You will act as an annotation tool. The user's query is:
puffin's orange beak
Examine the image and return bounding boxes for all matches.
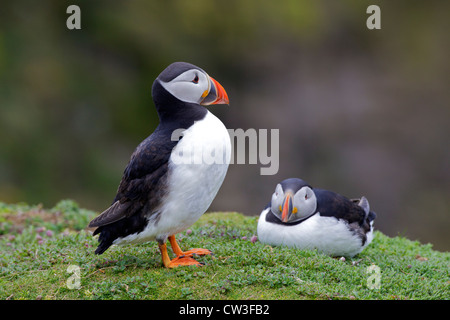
[281,194,293,223]
[200,76,229,105]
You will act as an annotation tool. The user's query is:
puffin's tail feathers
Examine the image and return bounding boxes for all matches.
[357,196,376,223]
[91,225,115,254]
[94,234,112,255]
[88,201,130,255]
[358,196,370,216]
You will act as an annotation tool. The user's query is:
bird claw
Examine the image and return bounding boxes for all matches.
[182,248,213,257]
[167,256,204,268]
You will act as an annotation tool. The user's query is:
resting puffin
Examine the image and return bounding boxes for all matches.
[257,178,376,257]
[88,62,231,268]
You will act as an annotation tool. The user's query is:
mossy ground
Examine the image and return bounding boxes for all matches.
[0,200,448,300]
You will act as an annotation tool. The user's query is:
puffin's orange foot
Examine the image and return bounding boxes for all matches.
[168,235,213,257]
[167,256,204,268]
[182,248,212,257]
[159,242,206,268]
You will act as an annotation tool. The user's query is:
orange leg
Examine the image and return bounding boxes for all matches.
[168,235,212,257]
[158,242,173,268]
[158,242,202,268]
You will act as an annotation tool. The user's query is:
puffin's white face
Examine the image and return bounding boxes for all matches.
[160,69,228,105]
[271,184,317,223]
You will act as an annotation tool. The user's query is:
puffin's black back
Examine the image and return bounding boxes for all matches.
[314,189,376,244]
[314,189,365,223]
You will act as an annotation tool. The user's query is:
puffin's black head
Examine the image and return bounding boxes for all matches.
[152,62,229,110]
[271,178,317,223]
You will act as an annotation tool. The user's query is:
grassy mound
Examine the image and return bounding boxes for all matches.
[0,200,448,300]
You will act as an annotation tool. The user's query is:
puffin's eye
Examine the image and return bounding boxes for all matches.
[305,194,308,200]
[193,75,199,84]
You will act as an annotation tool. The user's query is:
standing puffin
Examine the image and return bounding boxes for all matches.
[257,178,376,257]
[88,62,231,268]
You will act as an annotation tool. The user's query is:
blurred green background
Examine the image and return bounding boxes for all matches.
[0,1,449,250]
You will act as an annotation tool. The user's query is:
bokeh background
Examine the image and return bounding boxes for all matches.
[0,1,449,251]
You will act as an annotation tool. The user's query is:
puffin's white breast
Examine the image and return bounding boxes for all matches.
[257,208,374,257]
[114,111,231,245]
[158,111,231,235]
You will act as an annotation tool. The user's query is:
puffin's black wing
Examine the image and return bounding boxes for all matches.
[89,125,178,230]
[87,200,132,229]
[88,125,180,254]
[314,189,368,225]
